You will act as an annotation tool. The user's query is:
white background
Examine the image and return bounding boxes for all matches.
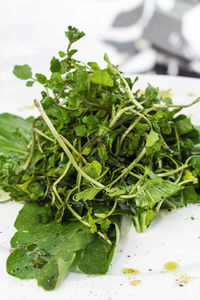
[0,0,141,114]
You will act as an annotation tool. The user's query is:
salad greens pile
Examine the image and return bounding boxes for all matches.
[1,26,200,290]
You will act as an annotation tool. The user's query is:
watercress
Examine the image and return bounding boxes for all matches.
[1,26,200,290]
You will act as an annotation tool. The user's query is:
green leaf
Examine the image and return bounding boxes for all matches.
[81,147,91,156]
[78,224,119,274]
[73,70,88,92]
[0,113,33,157]
[74,125,87,137]
[100,218,111,231]
[135,179,181,209]
[155,110,164,119]
[107,187,126,197]
[35,73,47,84]
[67,95,82,106]
[83,160,102,178]
[7,203,94,290]
[135,122,150,134]
[65,26,85,45]
[13,65,32,80]
[175,117,194,135]
[16,176,33,193]
[162,122,172,135]
[26,80,34,87]
[67,49,78,58]
[75,187,101,201]
[50,57,61,73]
[47,73,63,90]
[146,130,159,147]
[88,214,97,233]
[58,51,66,58]
[182,170,198,184]
[97,144,108,163]
[145,84,159,102]
[88,62,100,70]
[145,209,154,227]
[82,115,98,126]
[78,236,110,274]
[90,70,114,87]
[183,186,198,203]
[189,156,200,176]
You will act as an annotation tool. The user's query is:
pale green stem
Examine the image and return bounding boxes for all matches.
[174,169,184,184]
[128,171,142,180]
[33,128,54,142]
[120,181,149,199]
[155,200,164,212]
[96,168,109,181]
[66,202,90,227]
[51,191,56,206]
[42,178,51,200]
[158,159,162,169]
[116,70,143,110]
[128,174,145,195]
[108,147,146,188]
[111,104,116,119]
[54,161,71,187]
[163,199,177,210]
[77,138,82,192]
[110,106,151,131]
[109,105,135,128]
[0,199,11,204]
[65,187,78,202]
[23,128,35,171]
[156,164,188,178]
[174,125,181,159]
[119,116,142,148]
[35,134,43,153]
[178,179,197,186]
[103,102,156,143]
[105,54,143,109]
[60,135,87,165]
[185,155,199,165]
[118,106,158,151]
[119,110,151,148]
[110,167,124,182]
[162,154,179,169]
[106,198,118,218]
[65,202,112,244]
[52,185,64,205]
[45,87,50,97]
[96,232,112,245]
[155,97,200,109]
[133,216,141,233]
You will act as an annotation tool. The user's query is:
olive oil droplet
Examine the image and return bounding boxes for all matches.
[122,268,139,274]
[164,262,179,271]
[130,280,141,286]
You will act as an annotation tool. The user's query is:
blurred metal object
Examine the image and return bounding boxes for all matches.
[104,0,200,77]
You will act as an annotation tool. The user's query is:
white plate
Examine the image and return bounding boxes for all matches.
[1,75,200,300]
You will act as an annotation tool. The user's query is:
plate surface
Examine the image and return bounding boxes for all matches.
[1,75,200,300]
